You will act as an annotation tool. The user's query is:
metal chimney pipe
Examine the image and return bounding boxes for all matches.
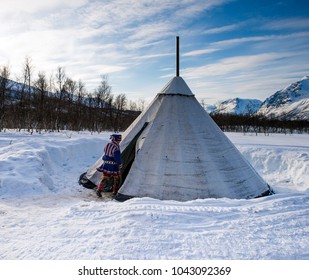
[176,36,179,77]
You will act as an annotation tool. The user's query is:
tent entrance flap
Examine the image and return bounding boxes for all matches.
[120,122,149,186]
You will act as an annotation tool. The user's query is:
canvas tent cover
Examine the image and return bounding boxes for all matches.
[80,76,273,201]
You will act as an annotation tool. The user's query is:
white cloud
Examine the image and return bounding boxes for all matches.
[183,53,284,79]
[135,53,174,60]
[210,35,271,49]
[0,0,87,14]
[204,23,244,34]
[183,48,219,56]
[261,17,309,31]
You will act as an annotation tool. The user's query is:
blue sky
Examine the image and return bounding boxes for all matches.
[1,0,309,105]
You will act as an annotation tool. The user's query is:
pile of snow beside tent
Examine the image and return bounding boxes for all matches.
[0,131,308,259]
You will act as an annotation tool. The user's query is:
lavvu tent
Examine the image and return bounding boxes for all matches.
[79,75,273,201]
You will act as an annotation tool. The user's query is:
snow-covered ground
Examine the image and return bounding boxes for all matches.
[0,131,308,260]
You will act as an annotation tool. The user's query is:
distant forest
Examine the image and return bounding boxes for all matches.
[211,113,309,134]
[1,60,308,134]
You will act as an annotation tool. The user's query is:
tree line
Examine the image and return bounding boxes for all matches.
[1,58,308,134]
[0,59,145,133]
[211,113,309,134]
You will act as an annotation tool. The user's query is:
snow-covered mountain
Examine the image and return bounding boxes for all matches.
[257,76,309,120]
[204,76,309,121]
[204,104,217,113]
[210,98,262,115]
[2,78,41,101]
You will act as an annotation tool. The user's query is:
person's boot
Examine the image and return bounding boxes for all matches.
[96,177,108,197]
[96,188,102,197]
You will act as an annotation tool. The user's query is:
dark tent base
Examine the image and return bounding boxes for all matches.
[79,172,115,192]
[114,193,135,202]
[79,172,97,189]
[254,185,275,198]
[115,185,275,202]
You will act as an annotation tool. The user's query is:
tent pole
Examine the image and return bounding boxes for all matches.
[176,36,179,77]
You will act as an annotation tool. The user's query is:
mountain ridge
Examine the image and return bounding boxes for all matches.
[206,75,309,121]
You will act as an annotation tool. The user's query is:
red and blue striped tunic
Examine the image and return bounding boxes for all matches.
[97,141,122,175]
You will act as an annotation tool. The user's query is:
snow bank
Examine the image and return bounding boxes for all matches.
[226,133,309,193]
[0,131,107,199]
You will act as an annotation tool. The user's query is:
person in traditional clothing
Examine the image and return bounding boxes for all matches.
[96,134,122,197]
